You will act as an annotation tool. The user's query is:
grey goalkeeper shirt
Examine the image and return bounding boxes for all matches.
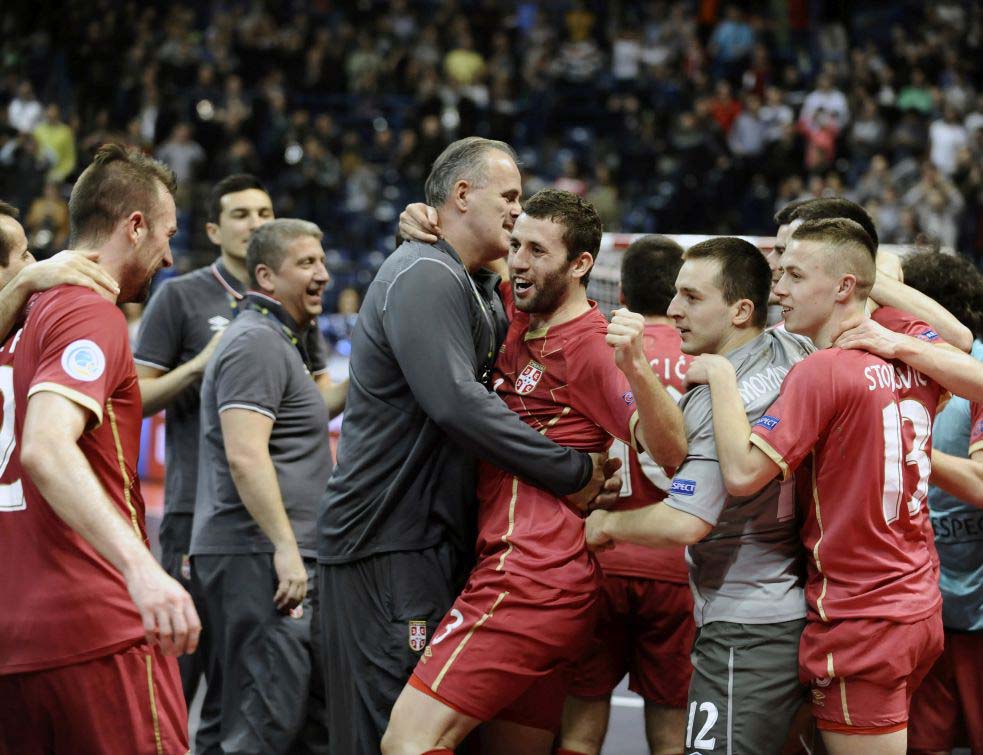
[665,329,814,627]
[191,293,332,558]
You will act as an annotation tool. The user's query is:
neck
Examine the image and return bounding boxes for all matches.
[221,251,248,284]
[441,215,498,273]
[715,325,763,356]
[250,290,304,329]
[529,286,590,331]
[812,300,867,349]
[644,314,674,327]
[76,238,122,303]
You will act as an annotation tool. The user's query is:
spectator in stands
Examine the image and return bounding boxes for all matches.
[25,182,70,258]
[156,123,206,207]
[32,105,76,183]
[800,72,850,131]
[708,6,755,77]
[930,106,970,177]
[7,82,43,134]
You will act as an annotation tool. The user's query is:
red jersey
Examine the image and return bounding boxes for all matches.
[970,401,983,456]
[0,286,147,674]
[599,323,690,583]
[0,328,24,514]
[475,303,639,592]
[872,306,949,574]
[749,348,941,624]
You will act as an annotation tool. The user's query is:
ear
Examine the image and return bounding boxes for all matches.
[731,298,756,327]
[834,274,858,302]
[205,221,221,246]
[453,179,470,212]
[254,263,276,293]
[127,211,147,245]
[570,252,594,282]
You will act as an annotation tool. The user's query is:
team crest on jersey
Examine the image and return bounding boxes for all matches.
[180,554,191,581]
[515,360,545,395]
[208,315,230,333]
[61,339,106,382]
[289,604,304,619]
[408,620,428,652]
[811,689,826,707]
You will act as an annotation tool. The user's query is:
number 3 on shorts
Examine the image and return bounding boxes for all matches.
[685,700,719,750]
[0,365,25,512]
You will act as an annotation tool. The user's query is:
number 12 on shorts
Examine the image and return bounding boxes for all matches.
[685,700,718,751]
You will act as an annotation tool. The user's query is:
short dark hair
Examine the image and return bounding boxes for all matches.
[773,198,810,226]
[69,143,176,246]
[246,218,323,288]
[521,189,602,287]
[788,197,879,251]
[790,218,877,297]
[684,237,772,328]
[903,251,983,340]
[621,235,684,316]
[208,173,269,225]
[791,217,877,259]
[0,201,20,268]
[424,137,518,207]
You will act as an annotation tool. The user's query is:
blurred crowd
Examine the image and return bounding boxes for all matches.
[1,0,981,294]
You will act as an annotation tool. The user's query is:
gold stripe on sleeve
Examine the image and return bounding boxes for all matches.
[749,434,790,481]
[27,382,104,428]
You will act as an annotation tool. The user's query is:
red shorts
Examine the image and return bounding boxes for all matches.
[413,568,599,732]
[798,613,943,733]
[908,630,983,754]
[0,641,188,755]
[567,574,694,707]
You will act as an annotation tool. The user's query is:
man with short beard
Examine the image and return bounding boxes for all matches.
[382,189,686,755]
[0,144,198,753]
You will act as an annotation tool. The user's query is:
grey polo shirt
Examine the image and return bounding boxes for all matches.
[191,295,332,558]
[134,261,329,517]
[318,239,592,565]
[665,329,814,627]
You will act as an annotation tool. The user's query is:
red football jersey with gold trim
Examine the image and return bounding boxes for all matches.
[1,286,146,674]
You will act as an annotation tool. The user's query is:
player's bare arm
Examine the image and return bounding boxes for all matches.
[0,250,119,340]
[398,202,441,243]
[835,318,983,402]
[20,391,200,656]
[688,354,782,496]
[136,329,224,416]
[315,372,348,418]
[219,407,307,611]
[868,275,973,352]
[928,449,983,509]
[607,308,687,469]
[586,502,713,552]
